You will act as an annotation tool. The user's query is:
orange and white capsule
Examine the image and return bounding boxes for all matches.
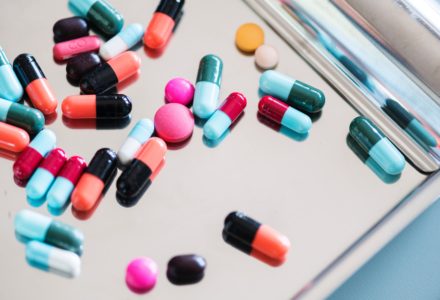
[0,122,29,152]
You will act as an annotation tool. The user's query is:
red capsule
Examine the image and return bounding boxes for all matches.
[58,156,87,184]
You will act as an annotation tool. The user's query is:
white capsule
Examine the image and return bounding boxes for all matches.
[100,23,144,60]
[117,118,154,166]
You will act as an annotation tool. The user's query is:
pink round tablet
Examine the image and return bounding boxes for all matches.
[154,103,194,143]
[165,77,195,106]
[125,257,158,294]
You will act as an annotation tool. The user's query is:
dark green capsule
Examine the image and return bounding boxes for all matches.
[0,98,44,134]
[196,54,223,86]
[349,116,384,152]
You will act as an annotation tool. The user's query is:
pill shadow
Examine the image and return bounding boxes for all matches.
[254,61,278,73]
[164,95,194,109]
[62,115,131,130]
[202,112,245,148]
[164,133,193,151]
[257,113,309,142]
[0,148,19,161]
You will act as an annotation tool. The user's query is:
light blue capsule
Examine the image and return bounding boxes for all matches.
[47,177,74,215]
[15,210,51,241]
[203,110,231,140]
[26,169,55,201]
[30,129,56,156]
[99,23,144,60]
[369,138,406,175]
[281,107,312,134]
[407,119,438,148]
[193,81,220,119]
[117,118,154,166]
[0,47,23,102]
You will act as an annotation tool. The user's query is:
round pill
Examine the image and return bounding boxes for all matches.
[125,257,158,294]
[235,23,265,53]
[255,44,278,70]
[167,254,206,285]
[53,17,89,43]
[154,103,194,143]
[66,53,102,84]
[165,77,195,106]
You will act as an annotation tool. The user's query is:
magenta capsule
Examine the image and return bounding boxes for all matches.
[53,36,101,61]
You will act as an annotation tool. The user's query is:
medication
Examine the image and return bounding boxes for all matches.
[255,44,278,70]
[53,35,101,61]
[13,129,56,180]
[259,70,325,113]
[203,92,246,140]
[154,103,194,143]
[117,118,154,166]
[26,148,67,201]
[258,96,311,134]
[143,0,185,49]
[0,97,44,135]
[126,257,158,294]
[53,17,89,43]
[15,209,84,255]
[165,77,194,106]
[193,54,223,119]
[71,148,117,211]
[0,47,23,102]
[66,52,102,84]
[13,54,58,115]
[349,116,406,175]
[80,51,140,94]
[0,122,29,153]
[62,94,132,119]
[100,23,144,60]
[26,241,81,278]
[63,115,131,130]
[68,0,124,37]
[117,137,166,198]
[235,23,264,53]
[167,254,206,285]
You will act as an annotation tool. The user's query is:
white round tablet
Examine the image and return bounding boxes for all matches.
[255,44,278,70]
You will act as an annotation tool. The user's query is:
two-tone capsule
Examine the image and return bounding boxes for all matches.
[100,23,144,60]
[0,122,29,153]
[0,97,44,135]
[62,95,132,119]
[53,35,101,61]
[193,55,223,119]
[117,118,154,166]
[259,70,325,113]
[203,92,246,140]
[66,52,102,84]
[53,17,89,43]
[0,47,23,102]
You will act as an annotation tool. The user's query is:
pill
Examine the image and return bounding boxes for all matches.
[53,35,101,61]
[100,23,144,60]
[0,97,45,135]
[255,44,278,70]
[63,115,131,130]
[62,94,132,119]
[117,118,154,166]
[53,17,89,43]
[0,122,29,153]
[26,148,67,201]
[167,254,206,285]
[71,148,117,211]
[13,129,56,180]
[68,0,124,37]
[66,53,102,85]
[143,0,185,49]
[0,47,23,102]
[258,96,311,134]
[193,54,223,119]
[126,257,158,294]
[235,23,264,53]
[15,209,84,255]
[13,54,58,115]
[259,70,325,113]
[223,211,290,264]
[349,116,405,175]
[164,78,194,106]
[117,137,167,198]
[80,51,140,94]
[154,103,194,143]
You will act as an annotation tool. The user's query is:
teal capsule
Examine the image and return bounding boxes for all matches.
[259,70,325,113]
[0,97,44,134]
[0,47,23,102]
[349,116,405,175]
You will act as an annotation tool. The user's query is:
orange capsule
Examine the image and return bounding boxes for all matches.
[0,122,30,152]
[62,94,132,119]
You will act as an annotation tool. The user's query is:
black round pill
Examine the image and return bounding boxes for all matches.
[53,17,89,43]
[66,52,102,85]
[167,254,206,285]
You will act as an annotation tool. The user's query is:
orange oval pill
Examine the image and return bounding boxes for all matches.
[235,23,265,53]
[0,122,30,152]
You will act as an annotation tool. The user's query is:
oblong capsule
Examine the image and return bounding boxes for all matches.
[100,23,144,60]
[258,96,311,134]
[0,97,44,135]
[0,47,23,102]
[349,116,406,175]
[13,54,58,115]
[62,94,132,119]
[80,51,141,94]
[53,35,101,61]
[259,70,325,113]
[143,0,185,49]
[53,16,89,43]
[13,129,56,180]
[66,52,102,84]
[0,122,29,153]
[15,209,84,255]
[71,148,117,211]
[117,118,154,166]
[117,137,167,198]
[193,55,223,119]
[203,92,247,140]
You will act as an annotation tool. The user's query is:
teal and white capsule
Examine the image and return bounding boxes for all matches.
[100,23,144,60]
[0,47,23,102]
[259,70,325,113]
[26,241,81,278]
[0,98,45,135]
[349,116,405,175]
[117,118,154,166]
[193,54,223,119]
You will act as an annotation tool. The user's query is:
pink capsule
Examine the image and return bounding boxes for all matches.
[53,36,101,61]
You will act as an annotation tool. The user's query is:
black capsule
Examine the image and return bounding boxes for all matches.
[167,254,206,285]
[62,94,132,119]
[87,148,118,184]
[53,17,89,43]
[66,52,101,85]
[156,0,185,20]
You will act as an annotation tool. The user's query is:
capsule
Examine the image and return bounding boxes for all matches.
[13,54,58,115]
[0,122,29,153]
[15,209,84,255]
[63,115,131,129]
[62,94,132,119]
[259,70,325,113]
[80,51,140,94]
[100,23,144,60]
[53,16,89,43]
[0,97,44,135]
[203,92,246,140]
[53,35,101,61]
[258,96,311,134]
[71,148,117,211]
[117,137,167,198]
[349,116,406,175]
[68,0,124,37]
[193,55,223,119]
[13,129,56,180]
[0,47,23,102]
[66,52,102,84]
[117,118,154,166]
[143,0,185,49]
